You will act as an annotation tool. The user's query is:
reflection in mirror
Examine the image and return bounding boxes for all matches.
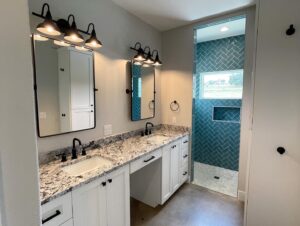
[131,62,155,121]
[33,36,95,137]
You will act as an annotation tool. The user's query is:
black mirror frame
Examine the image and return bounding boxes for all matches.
[129,61,156,121]
[31,34,97,138]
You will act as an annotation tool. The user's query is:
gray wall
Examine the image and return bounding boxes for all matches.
[28,0,162,153]
[0,0,40,225]
[161,7,256,197]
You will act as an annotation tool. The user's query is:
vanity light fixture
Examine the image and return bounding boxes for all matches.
[130,42,162,67]
[64,14,84,43]
[152,50,162,66]
[85,23,102,48]
[36,3,61,36]
[53,40,71,47]
[34,34,49,41]
[144,46,154,64]
[131,42,146,61]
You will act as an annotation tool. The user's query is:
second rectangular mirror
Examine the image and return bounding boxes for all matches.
[130,62,155,121]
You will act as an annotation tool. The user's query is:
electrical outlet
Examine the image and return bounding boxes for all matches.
[104,124,112,136]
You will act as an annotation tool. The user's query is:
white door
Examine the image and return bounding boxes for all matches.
[170,142,181,192]
[161,146,172,204]
[72,179,107,226]
[106,165,130,226]
[70,50,94,130]
[58,48,71,133]
[246,0,300,226]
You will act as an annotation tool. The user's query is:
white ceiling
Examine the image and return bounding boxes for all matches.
[111,0,254,31]
[196,18,246,43]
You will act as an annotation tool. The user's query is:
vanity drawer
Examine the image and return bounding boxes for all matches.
[41,193,72,226]
[180,164,189,184]
[181,136,189,150]
[130,149,162,174]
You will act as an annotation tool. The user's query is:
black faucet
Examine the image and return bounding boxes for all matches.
[145,122,154,135]
[72,138,82,159]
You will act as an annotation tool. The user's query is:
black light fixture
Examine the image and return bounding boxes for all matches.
[64,14,84,43]
[85,23,102,48]
[131,42,146,62]
[152,50,162,66]
[144,46,154,64]
[36,3,61,36]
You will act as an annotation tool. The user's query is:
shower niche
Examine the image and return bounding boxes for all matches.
[213,106,241,123]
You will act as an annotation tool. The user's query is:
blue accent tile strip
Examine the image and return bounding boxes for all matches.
[132,64,141,120]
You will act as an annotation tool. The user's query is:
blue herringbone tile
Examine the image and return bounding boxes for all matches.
[192,35,245,171]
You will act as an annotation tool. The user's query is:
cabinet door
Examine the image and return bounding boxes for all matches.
[161,146,172,204]
[170,141,181,192]
[72,179,107,226]
[106,165,130,226]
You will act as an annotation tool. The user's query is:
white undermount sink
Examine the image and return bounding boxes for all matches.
[62,156,113,177]
[146,135,169,143]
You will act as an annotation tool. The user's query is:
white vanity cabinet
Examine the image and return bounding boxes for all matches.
[72,165,130,226]
[161,140,181,204]
[41,193,73,226]
[180,136,189,184]
[161,136,189,205]
[60,219,73,226]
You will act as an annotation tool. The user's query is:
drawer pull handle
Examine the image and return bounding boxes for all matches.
[108,179,112,183]
[183,140,188,144]
[183,172,188,176]
[183,154,188,158]
[171,145,177,149]
[144,156,155,163]
[42,210,61,224]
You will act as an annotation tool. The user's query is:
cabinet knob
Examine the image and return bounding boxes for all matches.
[277,147,286,155]
[108,179,112,183]
[102,182,106,186]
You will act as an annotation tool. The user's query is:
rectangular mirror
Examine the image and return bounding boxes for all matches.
[32,36,96,137]
[130,62,155,121]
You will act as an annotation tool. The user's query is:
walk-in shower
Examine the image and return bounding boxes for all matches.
[192,16,246,197]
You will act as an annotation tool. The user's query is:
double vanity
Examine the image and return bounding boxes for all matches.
[40,126,190,226]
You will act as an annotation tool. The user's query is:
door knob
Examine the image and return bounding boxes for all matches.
[277,147,286,155]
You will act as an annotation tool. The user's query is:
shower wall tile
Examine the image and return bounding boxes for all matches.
[192,35,245,171]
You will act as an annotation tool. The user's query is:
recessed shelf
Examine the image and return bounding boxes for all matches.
[213,106,240,123]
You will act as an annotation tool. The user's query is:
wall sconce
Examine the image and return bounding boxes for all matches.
[85,23,102,48]
[64,14,84,43]
[32,3,103,50]
[36,3,61,36]
[152,50,162,66]
[131,42,146,62]
[130,42,162,67]
[144,46,154,64]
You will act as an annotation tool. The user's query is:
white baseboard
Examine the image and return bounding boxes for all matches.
[238,190,246,202]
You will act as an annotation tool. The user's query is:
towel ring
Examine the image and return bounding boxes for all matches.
[170,100,180,112]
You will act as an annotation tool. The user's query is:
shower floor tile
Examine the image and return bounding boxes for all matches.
[192,162,238,197]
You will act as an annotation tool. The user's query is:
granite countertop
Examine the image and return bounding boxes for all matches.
[40,127,189,205]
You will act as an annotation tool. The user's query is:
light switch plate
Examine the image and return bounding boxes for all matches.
[104,124,112,136]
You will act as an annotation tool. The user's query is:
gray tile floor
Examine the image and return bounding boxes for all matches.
[131,184,244,226]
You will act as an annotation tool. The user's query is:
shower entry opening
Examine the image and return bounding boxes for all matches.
[192,16,246,197]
